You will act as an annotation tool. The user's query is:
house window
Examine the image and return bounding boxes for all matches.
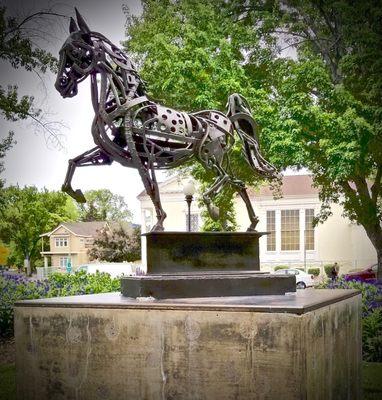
[59,257,70,268]
[305,209,315,250]
[185,213,199,232]
[55,237,68,247]
[281,210,300,251]
[266,210,276,251]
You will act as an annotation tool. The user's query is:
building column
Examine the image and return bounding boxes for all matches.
[44,256,48,268]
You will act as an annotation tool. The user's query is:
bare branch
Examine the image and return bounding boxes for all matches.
[4,11,68,38]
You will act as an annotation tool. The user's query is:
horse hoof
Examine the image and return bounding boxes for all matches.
[74,189,86,203]
[209,205,220,221]
[150,224,164,232]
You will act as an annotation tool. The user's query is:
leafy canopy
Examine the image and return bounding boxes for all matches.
[77,189,133,222]
[89,224,141,262]
[124,0,382,260]
[0,186,73,267]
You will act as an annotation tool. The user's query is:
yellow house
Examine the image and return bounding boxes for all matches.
[40,221,106,270]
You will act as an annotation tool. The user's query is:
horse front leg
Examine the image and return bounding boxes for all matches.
[123,113,166,231]
[62,146,111,203]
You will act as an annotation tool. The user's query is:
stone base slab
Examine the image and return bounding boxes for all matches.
[15,289,362,400]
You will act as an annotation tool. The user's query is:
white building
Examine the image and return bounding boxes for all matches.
[138,175,377,273]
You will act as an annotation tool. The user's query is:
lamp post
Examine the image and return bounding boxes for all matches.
[183,180,196,232]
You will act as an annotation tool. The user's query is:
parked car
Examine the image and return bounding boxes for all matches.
[76,263,134,278]
[343,263,377,282]
[273,268,315,289]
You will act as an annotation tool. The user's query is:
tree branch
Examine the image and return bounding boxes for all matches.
[4,11,67,38]
[371,164,382,204]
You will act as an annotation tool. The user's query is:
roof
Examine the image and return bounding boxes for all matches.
[137,175,180,199]
[41,221,107,237]
[137,174,319,201]
[41,221,140,238]
[253,175,319,197]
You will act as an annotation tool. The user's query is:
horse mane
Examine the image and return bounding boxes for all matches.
[90,31,141,77]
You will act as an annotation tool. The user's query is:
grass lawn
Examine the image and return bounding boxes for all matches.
[0,362,381,399]
[0,364,15,400]
[363,362,382,400]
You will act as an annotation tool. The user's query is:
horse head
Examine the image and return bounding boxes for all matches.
[55,9,97,98]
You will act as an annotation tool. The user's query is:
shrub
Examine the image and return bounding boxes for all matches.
[308,268,320,276]
[363,308,382,362]
[317,278,382,361]
[324,264,338,277]
[0,271,120,338]
[274,265,288,271]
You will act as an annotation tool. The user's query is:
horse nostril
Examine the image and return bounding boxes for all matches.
[59,77,68,86]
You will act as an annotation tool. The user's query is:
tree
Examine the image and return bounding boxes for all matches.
[88,223,141,262]
[124,0,382,278]
[0,6,66,147]
[77,189,133,222]
[0,186,73,274]
[124,0,271,230]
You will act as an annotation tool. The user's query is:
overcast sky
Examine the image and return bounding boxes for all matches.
[0,0,151,223]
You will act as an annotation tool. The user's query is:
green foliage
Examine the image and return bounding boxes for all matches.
[124,0,271,229]
[0,271,120,337]
[308,268,320,277]
[88,224,141,262]
[0,186,74,269]
[77,189,133,222]
[0,7,60,129]
[363,308,382,363]
[318,278,382,361]
[124,0,382,265]
[274,265,288,271]
[324,264,338,277]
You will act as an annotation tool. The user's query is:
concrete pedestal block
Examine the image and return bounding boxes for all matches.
[15,289,361,400]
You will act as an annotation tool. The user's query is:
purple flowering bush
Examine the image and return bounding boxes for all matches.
[0,271,121,337]
[318,278,382,361]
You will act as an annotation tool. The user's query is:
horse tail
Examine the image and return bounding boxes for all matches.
[226,93,278,179]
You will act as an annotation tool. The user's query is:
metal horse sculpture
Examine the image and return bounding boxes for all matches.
[55,10,277,232]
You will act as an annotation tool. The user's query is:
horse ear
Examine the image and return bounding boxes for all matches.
[75,8,90,33]
[69,17,78,33]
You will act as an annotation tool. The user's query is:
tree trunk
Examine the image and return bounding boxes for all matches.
[24,256,31,276]
[364,227,382,281]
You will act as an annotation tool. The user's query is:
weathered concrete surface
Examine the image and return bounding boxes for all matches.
[15,290,361,400]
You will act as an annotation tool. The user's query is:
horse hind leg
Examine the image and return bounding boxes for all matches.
[137,162,166,232]
[148,166,167,232]
[230,178,259,232]
[202,168,230,221]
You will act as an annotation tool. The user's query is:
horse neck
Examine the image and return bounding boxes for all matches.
[92,33,144,98]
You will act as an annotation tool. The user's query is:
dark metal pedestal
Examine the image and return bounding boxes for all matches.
[121,273,295,299]
[143,231,266,273]
[121,231,295,299]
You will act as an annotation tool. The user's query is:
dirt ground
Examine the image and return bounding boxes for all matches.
[0,337,15,365]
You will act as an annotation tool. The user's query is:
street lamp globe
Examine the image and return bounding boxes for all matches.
[183,180,196,232]
[183,180,196,197]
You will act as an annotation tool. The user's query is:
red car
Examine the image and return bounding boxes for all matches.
[343,263,378,282]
